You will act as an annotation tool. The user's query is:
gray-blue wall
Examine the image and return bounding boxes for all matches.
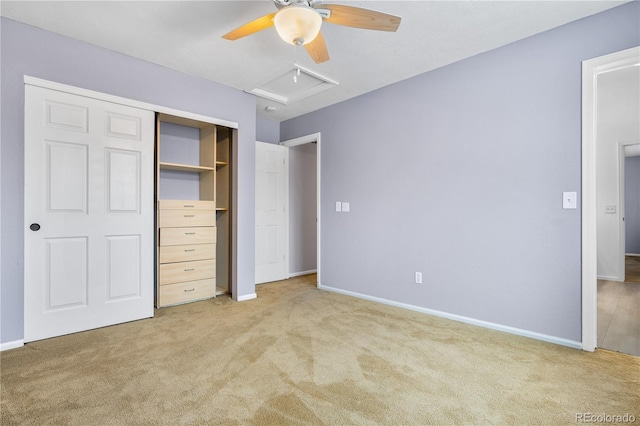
[256,117,280,144]
[626,156,640,254]
[281,2,640,343]
[0,18,257,344]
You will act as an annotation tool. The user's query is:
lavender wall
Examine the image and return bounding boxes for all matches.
[0,18,256,344]
[256,117,280,144]
[281,2,640,343]
[626,156,640,254]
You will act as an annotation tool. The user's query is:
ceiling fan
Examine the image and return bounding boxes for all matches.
[222,0,401,64]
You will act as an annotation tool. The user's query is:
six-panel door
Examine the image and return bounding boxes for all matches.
[24,85,155,342]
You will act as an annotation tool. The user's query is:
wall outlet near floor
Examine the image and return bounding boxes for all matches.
[415,272,422,284]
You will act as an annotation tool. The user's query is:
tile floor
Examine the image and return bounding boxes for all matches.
[597,256,640,357]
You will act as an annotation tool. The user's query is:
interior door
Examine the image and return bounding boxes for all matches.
[24,85,155,342]
[255,142,288,284]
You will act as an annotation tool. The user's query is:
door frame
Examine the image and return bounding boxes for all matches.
[280,133,321,287]
[581,46,640,352]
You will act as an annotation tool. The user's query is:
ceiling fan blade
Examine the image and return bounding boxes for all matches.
[305,31,330,64]
[222,12,277,40]
[321,4,400,32]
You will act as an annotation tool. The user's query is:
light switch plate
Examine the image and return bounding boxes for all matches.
[335,201,342,212]
[342,202,350,212]
[563,192,577,209]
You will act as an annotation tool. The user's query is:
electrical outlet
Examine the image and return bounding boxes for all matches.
[415,272,422,284]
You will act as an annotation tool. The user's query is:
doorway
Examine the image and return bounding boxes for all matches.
[582,46,640,353]
[280,133,321,286]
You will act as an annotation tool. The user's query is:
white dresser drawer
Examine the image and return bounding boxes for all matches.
[159,243,216,264]
[158,279,215,306]
[159,209,215,228]
[159,227,216,246]
[159,259,216,286]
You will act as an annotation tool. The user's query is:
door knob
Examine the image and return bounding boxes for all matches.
[30,223,41,231]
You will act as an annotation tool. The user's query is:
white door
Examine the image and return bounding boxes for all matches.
[24,85,155,342]
[255,142,288,284]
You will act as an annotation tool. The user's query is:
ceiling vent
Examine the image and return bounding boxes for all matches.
[247,64,338,105]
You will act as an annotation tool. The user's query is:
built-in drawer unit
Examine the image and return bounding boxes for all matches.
[159,259,216,286]
[158,279,216,307]
[159,209,215,228]
[159,243,216,264]
[157,199,216,307]
[158,200,215,210]
[159,227,216,246]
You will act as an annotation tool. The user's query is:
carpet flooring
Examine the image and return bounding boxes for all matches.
[597,256,640,357]
[627,256,640,284]
[2,274,639,425]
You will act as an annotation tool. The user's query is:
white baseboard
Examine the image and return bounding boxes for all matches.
[626,253,640,257]
[237,293,257,302]
[318,284,581,350]
[597,274,624,282]
[288,269,317,278]
[1,340,24,352]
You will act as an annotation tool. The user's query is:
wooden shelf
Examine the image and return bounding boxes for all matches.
[159,162,214,173]
[156,114,233,303]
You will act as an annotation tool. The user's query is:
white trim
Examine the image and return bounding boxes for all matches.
[24,76,239,129]
[597,275,624,282]
[582,46,640,352]
[1,340,24,352]
[319,284,581,349]
[284,149,290,284]
[237,293,257,302]
[280,132,322,287]
[280,133,319,148]
[626,253,640,257]
[288,269,317,277]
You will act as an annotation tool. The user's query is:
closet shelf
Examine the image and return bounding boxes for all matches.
[159,162,215,173]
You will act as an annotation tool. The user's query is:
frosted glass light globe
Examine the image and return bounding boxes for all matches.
[274,4,322,46]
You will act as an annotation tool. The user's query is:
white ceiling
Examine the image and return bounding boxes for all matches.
[1,0,629,122]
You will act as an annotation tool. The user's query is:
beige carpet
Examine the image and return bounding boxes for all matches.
[627,256,640,284]
[2,274,639,425]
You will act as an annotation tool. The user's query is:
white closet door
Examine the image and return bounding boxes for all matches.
[24,85,155,342]
[255,142,288,284]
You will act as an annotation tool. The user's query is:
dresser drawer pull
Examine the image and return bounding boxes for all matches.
[184,214,195,218]
[184,288,195,292]
[184,268,195,272]
[184,249,196,252]
[185,232,196,235]
[183,205,195,208]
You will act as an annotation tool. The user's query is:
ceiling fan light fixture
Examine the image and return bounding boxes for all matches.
[274,4,322,46]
